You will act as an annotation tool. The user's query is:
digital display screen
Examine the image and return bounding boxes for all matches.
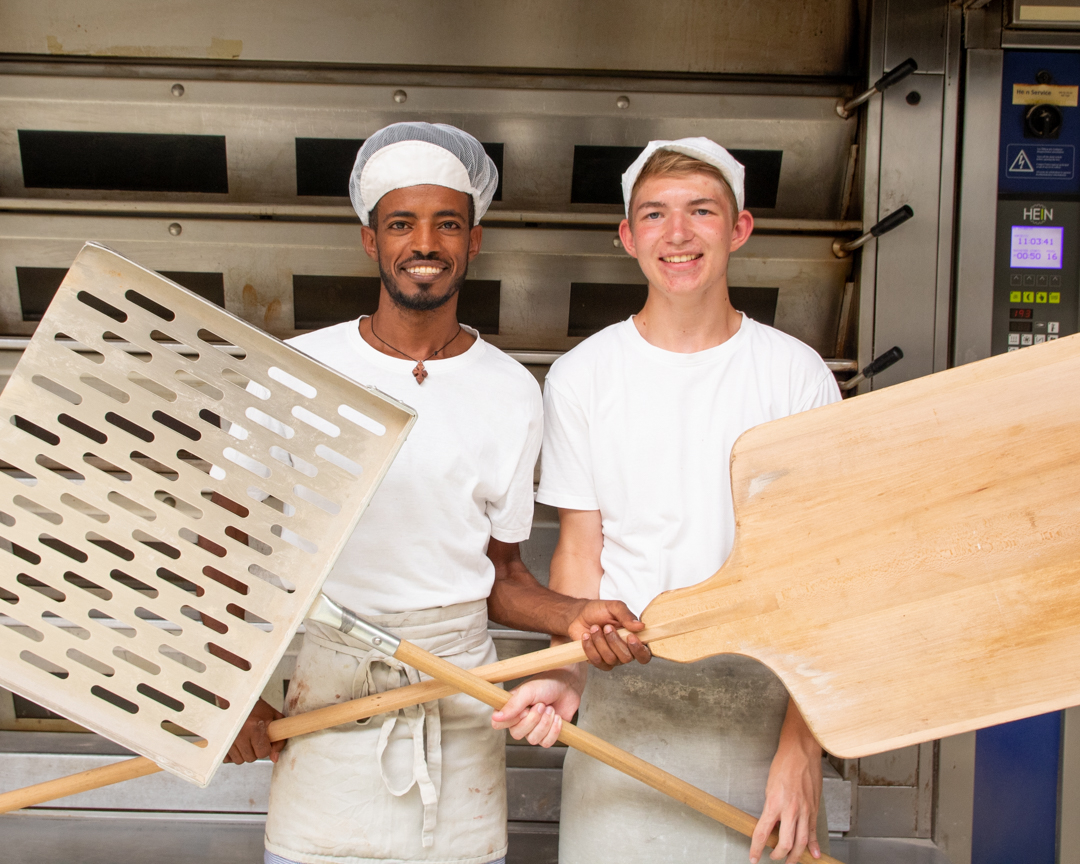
[1010,321,1034,333]
[1011,225,1063,269]
[1010,308,1034,319]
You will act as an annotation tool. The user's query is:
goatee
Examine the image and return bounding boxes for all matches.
[380,257,466,312]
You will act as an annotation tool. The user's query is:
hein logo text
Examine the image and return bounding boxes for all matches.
[1024,204,1054,223]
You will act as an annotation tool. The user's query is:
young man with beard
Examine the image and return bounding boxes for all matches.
[492,138,841,864]
[225,122,644,864]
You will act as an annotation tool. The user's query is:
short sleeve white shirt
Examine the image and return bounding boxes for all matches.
[536,315,840,616]
[287,320,542,616]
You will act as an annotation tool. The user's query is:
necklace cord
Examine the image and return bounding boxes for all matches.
[367,316,463,383]
[368,316,463,364]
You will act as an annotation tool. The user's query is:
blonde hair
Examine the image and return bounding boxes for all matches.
[629,149,739,221]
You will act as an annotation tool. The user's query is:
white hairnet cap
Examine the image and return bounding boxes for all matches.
[349,122,498,226]
[621,137,746,216]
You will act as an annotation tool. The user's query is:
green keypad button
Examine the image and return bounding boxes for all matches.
[1050,292,1061,304]
[1023,291,1035,302]
[1010,290,1022,302]
[1036,291,1048,304]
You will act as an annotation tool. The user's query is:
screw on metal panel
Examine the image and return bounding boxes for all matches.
[613,237,622,248]
[372,636,382,646]
[171,83,185,98]
[906,91,921,106]
[393,90,408,104]
[168,223,182,236]
[616,95,630,109]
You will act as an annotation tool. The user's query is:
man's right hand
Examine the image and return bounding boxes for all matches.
[571,608,652,671]
[224,697,286,764]
[491,672,580,748]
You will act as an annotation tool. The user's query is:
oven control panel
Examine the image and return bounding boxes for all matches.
[992,199,1079,355]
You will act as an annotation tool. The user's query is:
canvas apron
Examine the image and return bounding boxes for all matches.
[265,600,507,864]
[560,655,829,864]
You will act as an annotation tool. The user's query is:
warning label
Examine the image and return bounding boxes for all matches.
[1009,149,1035,173]
[1006,144,1075,179]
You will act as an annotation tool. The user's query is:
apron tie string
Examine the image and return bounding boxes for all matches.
[305,619,489,849]
[353,653,443,847]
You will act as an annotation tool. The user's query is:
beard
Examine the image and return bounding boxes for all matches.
[379,252,467,312]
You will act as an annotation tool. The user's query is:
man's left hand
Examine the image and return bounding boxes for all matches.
[749,700,823,863]
[567,600,652,670]
[224,697,285,765]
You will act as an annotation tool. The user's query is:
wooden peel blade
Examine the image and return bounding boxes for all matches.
[643,332,1080,757]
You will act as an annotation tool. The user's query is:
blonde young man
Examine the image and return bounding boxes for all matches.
[225,122,644,864]
[492,138,840,864]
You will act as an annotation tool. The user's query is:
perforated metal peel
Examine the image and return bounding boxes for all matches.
[0,243,415,786]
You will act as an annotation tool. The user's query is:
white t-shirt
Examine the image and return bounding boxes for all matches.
[286,320,542,616]
[536,315,840,616]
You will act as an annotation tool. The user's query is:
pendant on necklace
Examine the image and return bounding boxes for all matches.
[412,361,428,385]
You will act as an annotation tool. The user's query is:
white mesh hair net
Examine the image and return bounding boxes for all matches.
[349,122,499,226]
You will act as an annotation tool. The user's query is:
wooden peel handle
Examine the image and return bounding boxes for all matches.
[0,616,763,817]
[394,640,839,864]
[0,631,835,864]
[0,619,749,814]
[0,754,161,814]
[269,636,587,740]
[0,637,589,814]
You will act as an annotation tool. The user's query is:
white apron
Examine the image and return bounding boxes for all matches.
[265,600,507,864]
[560,655,829,863]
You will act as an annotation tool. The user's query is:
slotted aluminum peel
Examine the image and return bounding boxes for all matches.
[0,242,416,786]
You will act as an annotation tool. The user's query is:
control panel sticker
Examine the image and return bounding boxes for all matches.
[1006,144,1075,179]
[1013,84,1079,106]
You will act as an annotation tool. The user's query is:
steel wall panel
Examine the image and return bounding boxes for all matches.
[0,75,857,221]
[0,215,853,355]
[953,51,1005,367]
[0,0,858,77]
[871,78,945,386]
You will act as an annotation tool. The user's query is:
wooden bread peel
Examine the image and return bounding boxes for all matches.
[642,329,1080,757]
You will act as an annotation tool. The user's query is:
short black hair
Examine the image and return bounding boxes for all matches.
[368,195,476,230]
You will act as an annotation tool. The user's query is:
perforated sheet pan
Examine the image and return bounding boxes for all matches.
[0,243,415,786]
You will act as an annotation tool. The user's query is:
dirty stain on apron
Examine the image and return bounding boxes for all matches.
[265,600,507,864]
[560,655,829,864]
